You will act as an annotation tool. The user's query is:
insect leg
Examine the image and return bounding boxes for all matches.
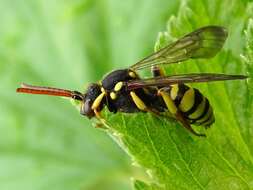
[91,91,108,128]
[175,112,206,137]
[158,88,206,137]
[91,91,106,111]
[130,90,169,118]
[91,109,108,129]
[130,91,148,111]
[151,66,165,77]
[130,67,168,117]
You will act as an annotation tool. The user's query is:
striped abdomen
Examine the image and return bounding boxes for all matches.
[169,84,215,127]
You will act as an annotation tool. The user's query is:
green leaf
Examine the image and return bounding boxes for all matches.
[133,179,164,190]
[103,0,253,189]
[134,180,151,190]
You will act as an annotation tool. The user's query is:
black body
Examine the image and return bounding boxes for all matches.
[100,69,165,113]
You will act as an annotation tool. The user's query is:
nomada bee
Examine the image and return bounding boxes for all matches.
[17,26,247,137]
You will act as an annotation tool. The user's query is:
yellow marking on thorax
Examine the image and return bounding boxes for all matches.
[189,98,206,119]
[114,82,123,91]
[91,92,105,110]
[110,92,117,100]
[129,71,136,78]
[170,84,179,100]
[179,88,195,112]
[159,90,177,114]
[197,106,213,124]
[130,91,147,111]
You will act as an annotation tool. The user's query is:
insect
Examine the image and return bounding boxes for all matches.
[16,26,247,137]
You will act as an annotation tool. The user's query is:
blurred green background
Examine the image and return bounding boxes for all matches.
[0,0,180,189]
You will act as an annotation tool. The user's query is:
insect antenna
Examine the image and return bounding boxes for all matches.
[16,83,84,100]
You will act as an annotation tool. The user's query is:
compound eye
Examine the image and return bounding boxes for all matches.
[72,91,84,101]
[80,99,94,118]
[72,95,83,101]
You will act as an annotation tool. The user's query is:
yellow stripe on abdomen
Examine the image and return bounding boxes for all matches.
[188,98,206,119]
[202,113,215,127]
[196,106,213,124]
[161,84,215,128]
[179,88,195,112]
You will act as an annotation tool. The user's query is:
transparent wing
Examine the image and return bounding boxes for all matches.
[131,26,228,70]
[127,73,247,90]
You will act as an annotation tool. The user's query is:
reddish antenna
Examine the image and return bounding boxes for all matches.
[16,83,76,98]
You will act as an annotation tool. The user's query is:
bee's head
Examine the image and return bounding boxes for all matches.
[80,83,103,119]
